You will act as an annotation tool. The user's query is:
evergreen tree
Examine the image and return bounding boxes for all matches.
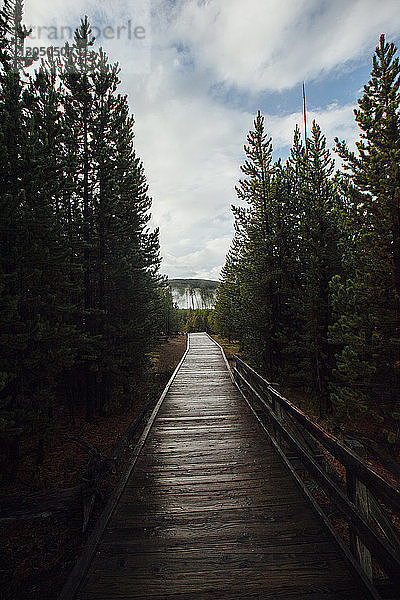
[334,34,400,411]
[231,111,280,373]
[0,0,35,478]
[59,18,99,419]
[279,126,308,383]
[297,121,342,415]
[215,237,244,343]
[216,112,295,378]
[217,118,341,416]
[0,6,162,478]
[60,19,161,415]
[14,61,77,455]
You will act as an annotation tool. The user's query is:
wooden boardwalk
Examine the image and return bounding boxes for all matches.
[75,333,367,599]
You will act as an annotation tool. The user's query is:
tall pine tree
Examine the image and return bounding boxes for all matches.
[334,34,400,412]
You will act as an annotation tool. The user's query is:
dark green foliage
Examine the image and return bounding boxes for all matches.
[0,3,161,480]
[295,122,342,414]
[216,36,400,420]
[215,239,243,343]
[183,309,215,333]
[0,0,44,478]
[332,34,400,414]
[59,25,162,417]
[227,111,287,375]
[216,115,341,416]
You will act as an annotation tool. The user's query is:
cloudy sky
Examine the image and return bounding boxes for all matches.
[24,0,400,280]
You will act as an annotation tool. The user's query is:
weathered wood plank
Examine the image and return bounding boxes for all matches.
[73,333,371,600]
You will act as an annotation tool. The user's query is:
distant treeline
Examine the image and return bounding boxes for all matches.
[215,35,400,420]
[156,285,215,335]
[169,279,217,310]
[0,3,164,480]
[169,279,219,290]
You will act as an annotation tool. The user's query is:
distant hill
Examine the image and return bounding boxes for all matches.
[169,278,219,289]
[168,279,219,309]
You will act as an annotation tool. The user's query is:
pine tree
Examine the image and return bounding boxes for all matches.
[334,34,400,411]
[279,126,308,383]
[232,111,281,373]
[60,20,161,415]
[0,7,162,479]
[215,237,244,343]
[0,0,34,479]
[216,111,293,378]
[59,18,100,420]
[19,61,80,450]
[217,118,342,417]
[297,121,342,415]
[157,283,177,336]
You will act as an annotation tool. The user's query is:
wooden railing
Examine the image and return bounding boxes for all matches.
[233,355,400,600]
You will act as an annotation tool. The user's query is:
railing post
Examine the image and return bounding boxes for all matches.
[234,360,243,391]
[346,466,373,580]
[233,355,400,591]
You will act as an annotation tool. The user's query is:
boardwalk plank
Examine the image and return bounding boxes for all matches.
[75,333,368,600]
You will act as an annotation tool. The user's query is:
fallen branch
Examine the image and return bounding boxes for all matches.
[73,397,154,531]
[0,398,155,525]
[0,486,82,522]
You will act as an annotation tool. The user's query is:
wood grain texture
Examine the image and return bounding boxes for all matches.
[75,333,367,600]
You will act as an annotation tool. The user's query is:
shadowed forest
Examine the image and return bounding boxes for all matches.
[216,35,400,431]
[1,0,400,596]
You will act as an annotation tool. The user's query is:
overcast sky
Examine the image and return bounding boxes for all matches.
[25,0,400,280]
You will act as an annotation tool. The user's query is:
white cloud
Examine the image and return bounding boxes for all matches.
[135,97,360,279]
[170,0,400,92]
[162,236,232,280]
[268,102,359,153]
[21,0,400,278]
[130,66,254,278]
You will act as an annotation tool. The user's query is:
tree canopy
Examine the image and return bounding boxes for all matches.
[216,35,400,420]
[0,1,162,481]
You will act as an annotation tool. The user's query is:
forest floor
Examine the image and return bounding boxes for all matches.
[0,335,187,600]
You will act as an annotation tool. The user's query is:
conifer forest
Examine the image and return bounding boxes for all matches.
[0,3,164,482]
[1,0,400,597]
[216,35,400,421]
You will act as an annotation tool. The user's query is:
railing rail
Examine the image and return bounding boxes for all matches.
[233,355,400,597]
